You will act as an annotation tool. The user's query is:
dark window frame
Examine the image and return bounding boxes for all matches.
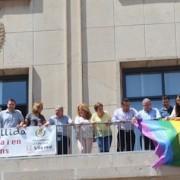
[0,75,28,116]
[122,66,180,103]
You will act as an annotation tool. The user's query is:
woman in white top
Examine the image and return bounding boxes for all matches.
[169,95,180,121]
[74,104,93,153]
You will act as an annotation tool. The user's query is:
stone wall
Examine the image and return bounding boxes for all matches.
[1,0,180,117]
[0,152,180,179]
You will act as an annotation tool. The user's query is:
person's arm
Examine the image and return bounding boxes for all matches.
[131,108,138,124]
[105,112,111,127]
[172,117,180,121]
[168,107,180,121]
[155,108,161,119]
[48,117,55,125]
[90,114,97,129]
[159,108,163,117]
[40,115,48,126]
[74,116,82,128]
[23,113,31,127]
[112,110,120,122]
[74,116,80,124]
[169,107,176,118]
[19,121,24,127]
[17,110,24,128]
[68,116,73,124]
[90,114,95,123]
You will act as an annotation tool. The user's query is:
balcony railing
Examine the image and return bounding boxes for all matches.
[55,122,154,155]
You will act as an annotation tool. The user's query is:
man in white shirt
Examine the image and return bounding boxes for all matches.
[112,98,138,152]
[137,98,161,150]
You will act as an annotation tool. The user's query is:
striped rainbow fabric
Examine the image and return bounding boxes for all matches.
[137,119,180,168]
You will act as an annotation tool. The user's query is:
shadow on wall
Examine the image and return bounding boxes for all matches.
[119,0,176,6]
[0,23,5,49]
[32,68,42,103]
[81,0,89,105]
[66,0,72,115]
[0,0,43,16]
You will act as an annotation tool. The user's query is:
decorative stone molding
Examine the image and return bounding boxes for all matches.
[0,22,5,49]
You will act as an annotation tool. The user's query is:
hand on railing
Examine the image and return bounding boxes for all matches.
[131,117,138,125]
[92,122,97,128]
[105,121,111,127]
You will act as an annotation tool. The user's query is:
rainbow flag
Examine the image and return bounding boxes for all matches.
[137,119,180,168]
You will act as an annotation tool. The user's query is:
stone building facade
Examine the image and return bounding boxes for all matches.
[0,0,180,118]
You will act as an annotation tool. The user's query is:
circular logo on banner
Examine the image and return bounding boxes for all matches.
[35,127,46,137]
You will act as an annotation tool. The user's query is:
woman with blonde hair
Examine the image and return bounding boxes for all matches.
[74,103,93,153]
[23,102,48,127]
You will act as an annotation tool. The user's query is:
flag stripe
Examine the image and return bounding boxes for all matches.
[137,119,180,168]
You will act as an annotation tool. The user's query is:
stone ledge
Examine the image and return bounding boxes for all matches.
[0,152,180,179]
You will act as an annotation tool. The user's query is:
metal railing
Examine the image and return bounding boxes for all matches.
[55,122,154,155]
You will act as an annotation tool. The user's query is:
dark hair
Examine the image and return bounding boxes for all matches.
[162,95,169,100]
[7,98,16,104]
[175,95,180,117]
[94,102,103,112]
[121,98,130,105]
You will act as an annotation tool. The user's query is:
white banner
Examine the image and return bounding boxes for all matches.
[0,126,57,157]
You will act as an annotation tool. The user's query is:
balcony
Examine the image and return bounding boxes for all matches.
[0,122,180,180]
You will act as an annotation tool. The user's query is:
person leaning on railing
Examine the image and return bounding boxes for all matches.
[167,95,180,121]
[112,98,137,152]
[136,98,161,150]
[48,106,72,155]
[91,102,112,153]
[159,95,173,118]
[74,104,93,154]
[22,102,48,127]
[0,98,24,128]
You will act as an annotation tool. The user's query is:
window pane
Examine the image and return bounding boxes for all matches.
[2,80,27,104]
[152,100,162,110]
[131,101,142,111]
[169,98,175,107]
[126,73,162,97]
[0,105,27,118]
[0,82,2,104]
[164,72,180,95]
[126,75,141,97]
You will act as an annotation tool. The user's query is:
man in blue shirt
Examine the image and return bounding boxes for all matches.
[49,106,72,155]
[137,98,161,150]
[159,96,173,118]
[0,99,24,128]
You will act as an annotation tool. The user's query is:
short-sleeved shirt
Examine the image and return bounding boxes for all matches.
[112,107,138,131]
[49,115,72,137]
[74,116,93,138]
[169,106,180,118]
[91,112,112,137]
[159,106,173,118]
[137,108,161,121]
[25,113,46,126]
[0,109,24,128]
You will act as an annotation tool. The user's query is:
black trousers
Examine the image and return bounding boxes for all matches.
[117,130,135,152]
[141,136,155,150]
[57,136,70,155]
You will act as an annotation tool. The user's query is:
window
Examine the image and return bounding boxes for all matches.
[0,76,28,117]
[123,67,180,110]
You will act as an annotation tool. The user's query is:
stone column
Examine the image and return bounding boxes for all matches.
[65,0,83,118]
[0,23,5,49]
